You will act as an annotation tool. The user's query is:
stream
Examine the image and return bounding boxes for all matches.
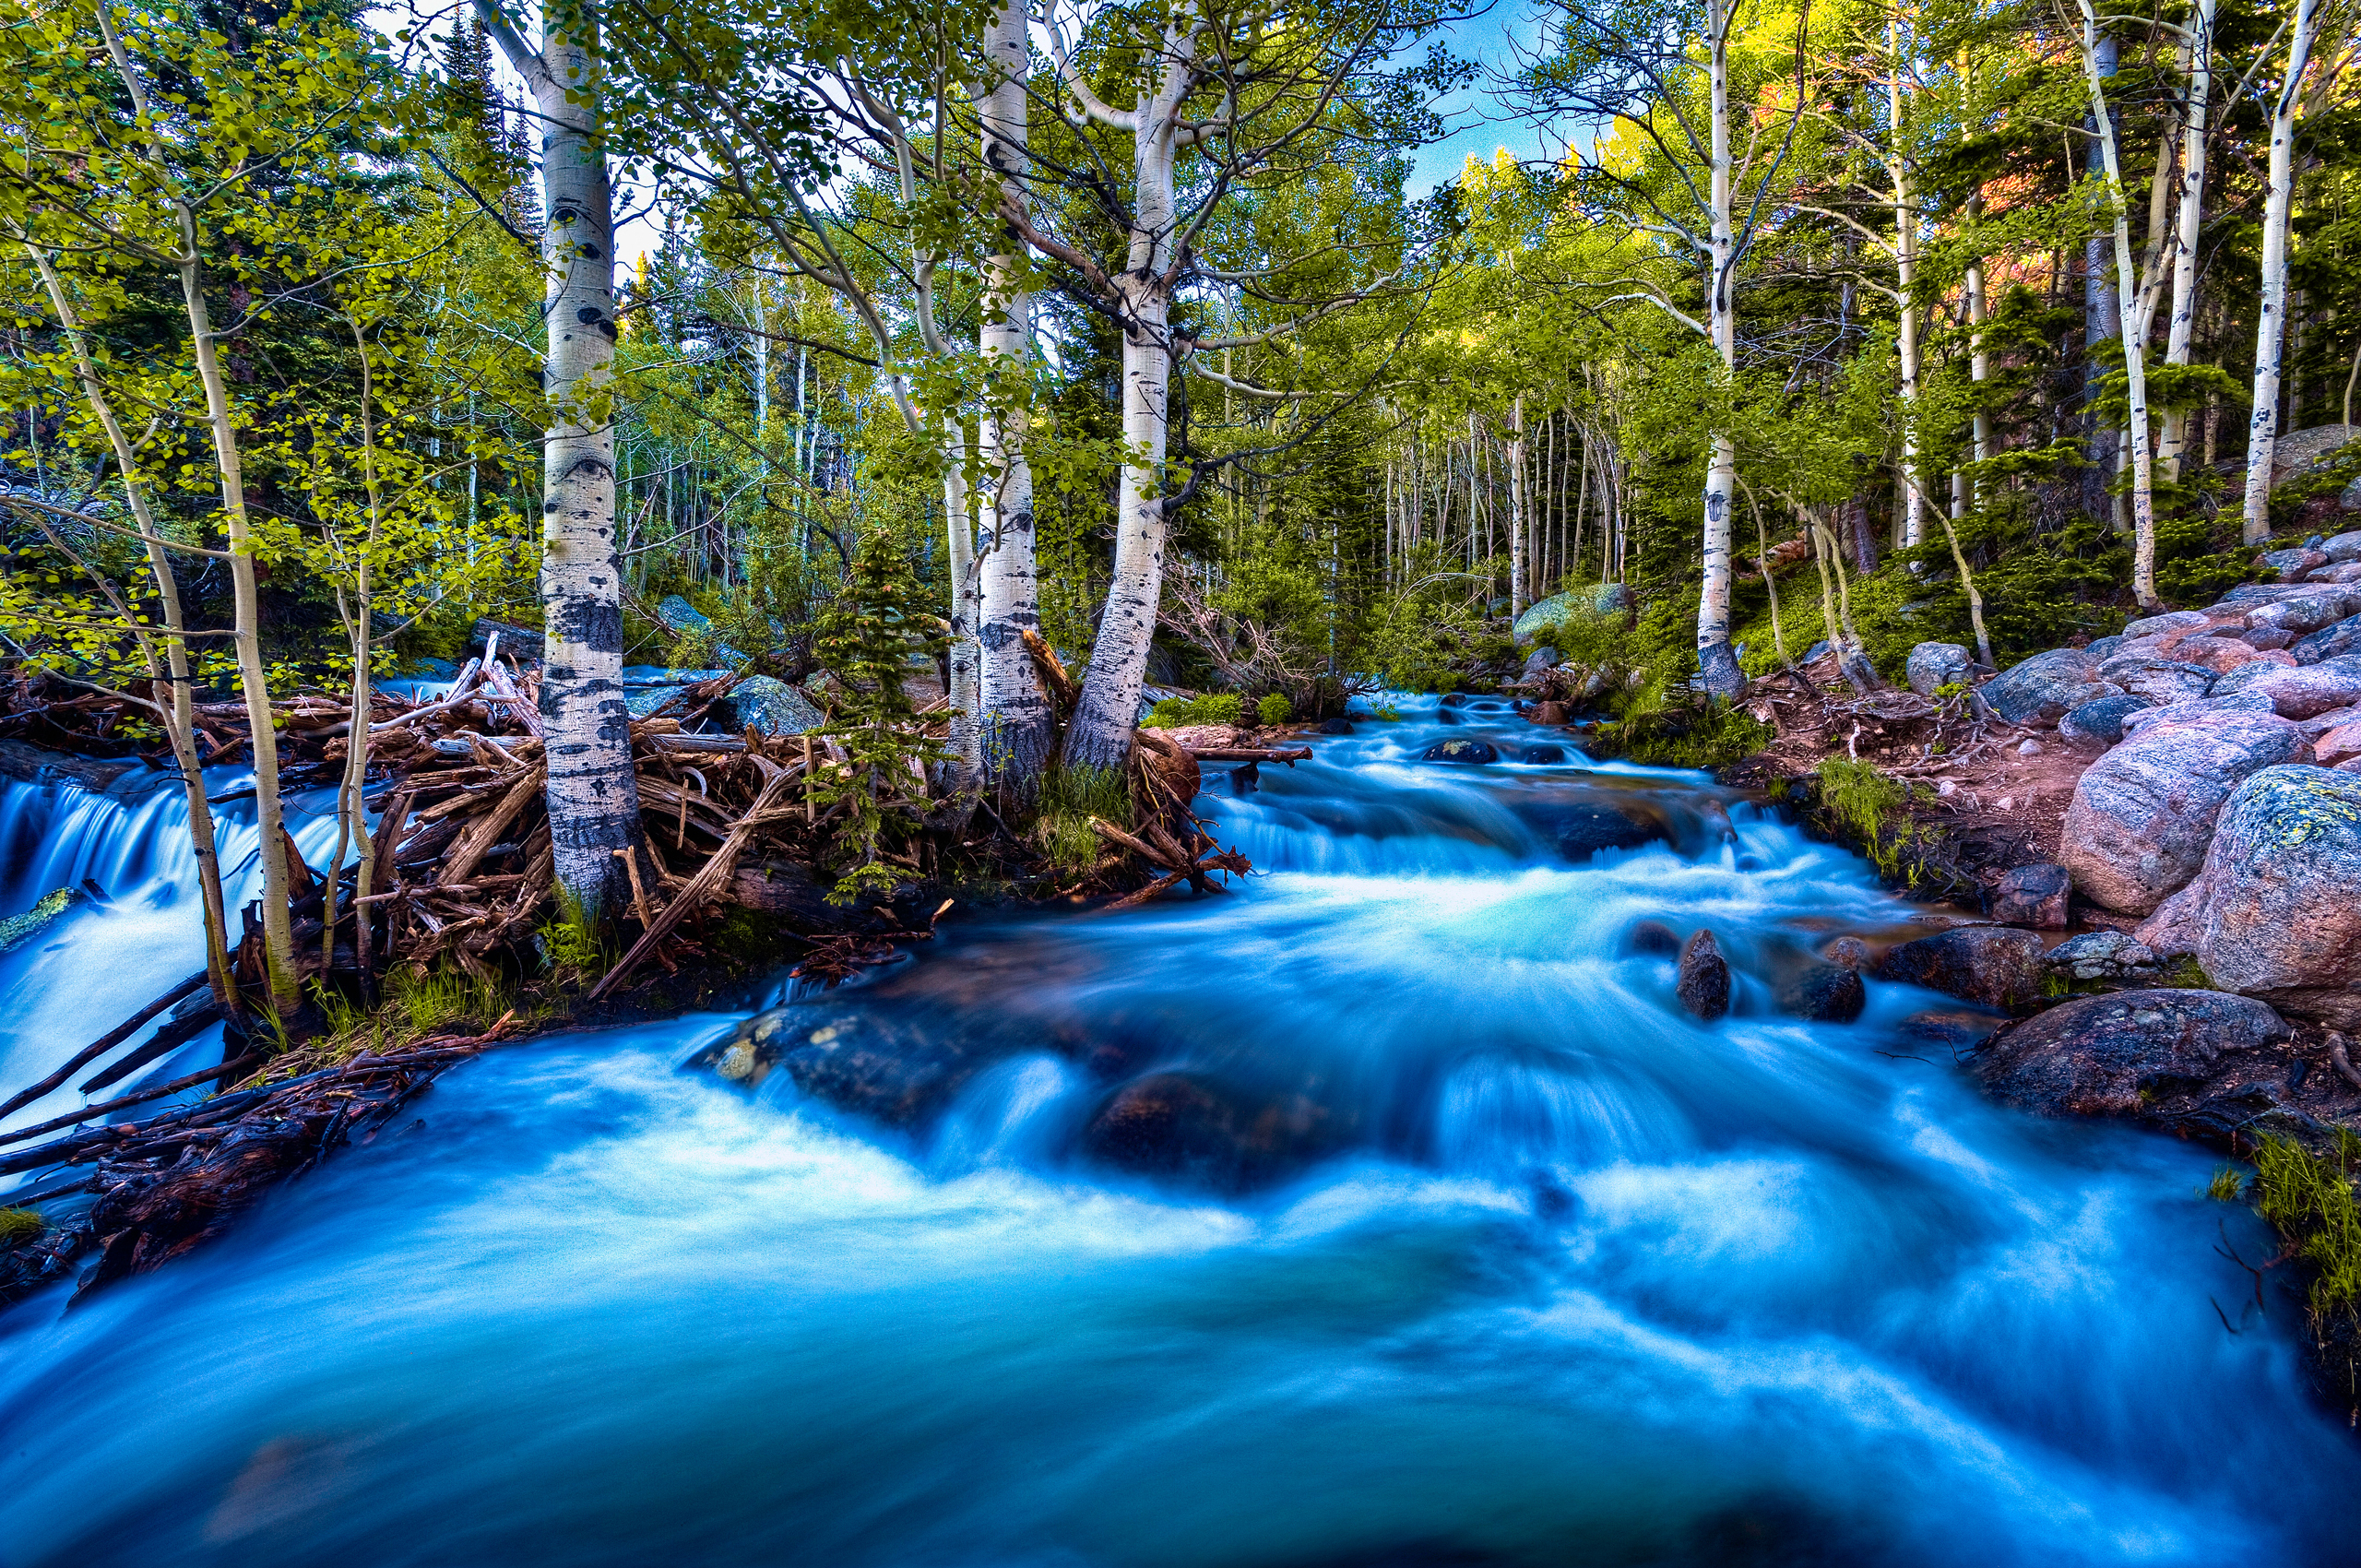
[1,696,2355,1566]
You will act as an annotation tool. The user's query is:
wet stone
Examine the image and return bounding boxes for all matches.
[1678,929,1731,1022]
[1420,738,1497,765]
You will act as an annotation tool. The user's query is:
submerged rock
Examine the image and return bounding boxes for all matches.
[1677,929,1731,1021]
[1972,990,2290,1118]
[1874,926,2050,1014]
[1625,919,1682,957]
[1542,802,1666,862]
[0,887,82,956]
[1777,961,1867,1023]
[1081,1071,1349,1191]
[1420,738,1497,765]
[1515,743,1569,764]
[2059,710,2313,914]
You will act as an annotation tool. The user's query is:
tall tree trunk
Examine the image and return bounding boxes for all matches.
[943,423,980,782]
[2081,28,2121,528]
[1696,0,1744,697]
[1891,18,1925,550]
[2159,0,2213,483]
[97,8,296,1012]
[1508,396,1527,613]
[478,0,645,917]
[2241,0,2326,544]
[26,244,235,1008]
[2077,0,2162,605]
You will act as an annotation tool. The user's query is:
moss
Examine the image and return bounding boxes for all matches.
[0,1208,43,1247]
[2255,1131,2361,1329]
[2164,955,2212,990]
[1145,693,1243,728]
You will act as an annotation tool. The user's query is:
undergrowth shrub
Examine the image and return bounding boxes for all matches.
[1034,765,1131,879]
[1146,693,1242,727]
[1814,758,1930,881]
[2255,1131,2361,1329]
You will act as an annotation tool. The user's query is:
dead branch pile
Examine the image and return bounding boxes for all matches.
[0,1012,519,1313]
[1084,730,1256,910]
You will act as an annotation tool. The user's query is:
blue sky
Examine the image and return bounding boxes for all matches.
[1400,4,1555,196]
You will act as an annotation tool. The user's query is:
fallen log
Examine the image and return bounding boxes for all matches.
[1182,746,1312,764]
[0,970,208,1122]
[588,761,800,999]
[0,1051,267,1158]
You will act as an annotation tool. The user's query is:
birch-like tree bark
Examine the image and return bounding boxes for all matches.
[97,6,299,1011]
[2072,0,2162,606]
[1888,18,1924,550]
[476,0,647,918]
[2240,0,2327,544]
[1695,0,1745,698]
[975,0,1055,794]
[1508,396,1527,613]
[2158,0,2215,482]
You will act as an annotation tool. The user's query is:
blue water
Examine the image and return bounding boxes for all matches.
[0,698,2352,1566]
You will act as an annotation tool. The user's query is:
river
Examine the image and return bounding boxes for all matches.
[0,696,2354,1566]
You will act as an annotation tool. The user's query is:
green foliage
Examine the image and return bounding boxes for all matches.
[2205,1168,2248,1203]
[2255,1132,2361,1327]
[0,1207,43,1246]
[1598,697,1773,771]
[1814,758,1929,881]
[387,961,515,1033]
[535,888,611,980]
[1146,693,1244,727]
[812,527,946,905]
[1256,692,1293,726]
[1033,765,1130,880]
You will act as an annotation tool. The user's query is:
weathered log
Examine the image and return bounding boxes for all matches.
[0,970,208,1122]
[0,1051,266,1154]
[1088,816,1183,871]
[1021,628,1077,710]
[589,762,799,999]
[78,1002,225,1092]
[1182,746,1311,763]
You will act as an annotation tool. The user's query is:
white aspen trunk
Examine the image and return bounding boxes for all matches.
[96,11,297,1011]
[1695,0,1744,696]
[1891,20,1925,550]
[2076,0,2162,605]
[2081,30,2121,526]
[29,245,235,1007]
[1062,42,1187,772]
[1508,396,1527,613]
[2241,0,2323,544]
[943,421,980,782]
[976,0,1054,793]
[2159,0,2213,482]
[480,0,646,917]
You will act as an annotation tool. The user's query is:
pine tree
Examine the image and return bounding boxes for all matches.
[813,528,947,904]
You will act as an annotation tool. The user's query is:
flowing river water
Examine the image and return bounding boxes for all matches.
[1,697,2355,1566]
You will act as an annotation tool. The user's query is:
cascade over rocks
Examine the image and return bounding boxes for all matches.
[2059,710,2313,913]
[1874,926,2051,1014]
[1972,991,2292,1118]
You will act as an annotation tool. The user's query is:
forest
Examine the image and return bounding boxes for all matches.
[6,0,2361,1559]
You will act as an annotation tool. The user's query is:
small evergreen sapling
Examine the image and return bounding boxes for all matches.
[813,529,948,904]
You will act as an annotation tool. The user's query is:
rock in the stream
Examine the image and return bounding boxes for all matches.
[2058,710,2313,914]
[2133,766,2361,1027]
[0,887,82,956]
[1421,738,1497,765]
[1546,802,1666,862]
[1082,1071,1348,1190]
[1820,935,1869,970]
[2044,930,2157,983]
[1874,926,2052,1014]
[1776,961,1867,1024]
[2058,694,2153,747]
[1317,717,1354,734]
[1981,647,2101,725]
[1516,742,1569,764]
[2211,654,2361,719]
[1905,642,1974,698]
[1989,863,2070,928]
[1677,929,1731,1022]
[1625,919,1682,956]
[689,1006,982,1124]
[1972,990,2291,1118]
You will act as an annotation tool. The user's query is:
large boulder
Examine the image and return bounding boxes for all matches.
[1972,990,2292,1117]
[2324,529,2361,562]
[2294,612,2361,665]
[1512,584,1632,642]
[1905,642,1974,697]
[1543,802,1667,862]
[2096,655,2214,706]
[2316,720,2361,768]
[1775,961,1867,1023]
[2058,693,2153,747]
[1520,646,1560,680]
[2117,690,2277,737]
[2135,766,2361,1027]
[2059,711,2314,913]
[718,676,826,736]
[1982,647,2101,725]
[1421,738,1498,765]
[656,595,754,665]
[2209,655,2361,719]
[2247,588,2361,637]
[1082,1071,1351,1191]
[2259,547,2329,582]
[1874,926,2051,1013]
[2119,610,2212,641]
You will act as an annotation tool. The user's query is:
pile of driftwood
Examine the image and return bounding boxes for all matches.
[0,1005,518,1312]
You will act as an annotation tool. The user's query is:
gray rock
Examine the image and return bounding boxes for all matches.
[2083,636,2126,662]
[1905,641,1974,697]
[1982,648,2101,725]
[2294,612,2361,665]
[1990,862,2070,928]
[2119,610,2211,640]
[2044,930,2157,981]
[2297,703,2361,740]
[2060,710,2314,913]
[1972,991,2291,1118]
[2240,625,2296,650]
[1776,961,1868,1023]
[2142,766,2361,1028]
[2058,694,2154,747]
[1421,738,1499,765]
[1677,929,1731,1022]
[2204,655,2361,719]
[1802,639,1832,665]
[2324,529,2361,560]
[2246,588,2361,636]
[2117,690,2278,736]
[1874,926,2052,1014]
[0,887,84,956]
[720,675,826,736]
[2096,655,2216,706]
[1520,647,1560,680]
[2260,547,2328,582]
[656,594,753,665]
[1511,584,1632,642]
[2017,738,2045,756]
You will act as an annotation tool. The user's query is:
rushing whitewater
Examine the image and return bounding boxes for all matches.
[1,699,2354,1566]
